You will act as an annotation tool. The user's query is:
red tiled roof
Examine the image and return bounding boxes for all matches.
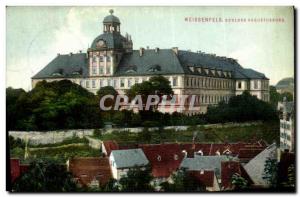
[102,140,119,156]
[221,161,241,189]
[68,157,112,187]
[10,159,21,183]
[189,170,215,187]
[139,144,184,178]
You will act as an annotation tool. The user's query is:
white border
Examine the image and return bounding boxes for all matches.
[1,0,298,197]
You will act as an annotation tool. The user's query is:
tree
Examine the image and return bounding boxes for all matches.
[12,160,79,192]
[263,157,278,187]
[97,86,118,110]
[118,167,154,192]
[160,169,206,192]
[231,173,248,190]
[126,76,173,111]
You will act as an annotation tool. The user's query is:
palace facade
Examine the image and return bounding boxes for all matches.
[32,10,269,114]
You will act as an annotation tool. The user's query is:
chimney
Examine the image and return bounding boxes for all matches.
[146,46,149,50]
[172,47,178,55]
[155,47,160,53]
[69,52,73,56]
[139,47,144,56]
[79,50,82,53]
[57,53,60,56]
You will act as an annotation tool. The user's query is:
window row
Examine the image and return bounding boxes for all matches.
[91,55,111,63]
[187,94,232,104]
[185,77,233,89]
[80,77,179,89]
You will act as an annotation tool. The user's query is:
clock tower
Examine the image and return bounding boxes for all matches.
[87,9,132,77]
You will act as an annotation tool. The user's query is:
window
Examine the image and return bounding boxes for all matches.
[173,77,178,87]
[99,66,104,75]
[114,79,118,88]
[186,78,189,87]
[174,154,178,160]
[107,56,111,62]
[107,79,112,86]
[100,79,103,87]
[135,78,139,84]
[106,67,111,75]
[92,80,96,88]
[86,80,90,88]
[238,82,242,89]
[80,80,84,87]
[128,78,132,88]
[99,56,104,62]
[92,56,97,63]
[92,67,97,75]
[254,80,258,89]
[120,79,125,87]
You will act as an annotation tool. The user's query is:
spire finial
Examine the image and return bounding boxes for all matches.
[109,9,114,15]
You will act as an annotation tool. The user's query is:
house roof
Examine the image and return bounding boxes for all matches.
[110,148,149,169]
[139,143,184,178]
[102,140,119,156]
[32,53,88,79]
[90,33,126,49]
[221,161,242,189]
[189,170,215,188]
[68,157,112,187]
[32,48,268,81]
[10,159,21,183]
[115,49,185,76]
[180,155,236,177]
[244,143,277,186]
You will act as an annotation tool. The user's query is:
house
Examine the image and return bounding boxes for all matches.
[278,99,294,152]
[101,140,119,156]
[188,170,220,191]
[139,143,184,184]
[179,155,237,191]
[31,9,270,114]
[10,158,29,183]
[109,148,149,180]
[67,157,112,188]
[244,143,277,187]
[221,161,253,190]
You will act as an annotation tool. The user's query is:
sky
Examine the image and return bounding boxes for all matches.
[6,6,294,90]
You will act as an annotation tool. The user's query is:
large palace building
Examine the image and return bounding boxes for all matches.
[32,10,270,114]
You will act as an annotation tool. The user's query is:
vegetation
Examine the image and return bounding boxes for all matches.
[12,159,79,192]
[269,85,293,108]
[6,80,102,131]
[206,91,279,123]
[160,169,206,192]
[231,173,248,190]
[263,157,278,187]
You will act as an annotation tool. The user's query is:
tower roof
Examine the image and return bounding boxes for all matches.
[103,9,120,24]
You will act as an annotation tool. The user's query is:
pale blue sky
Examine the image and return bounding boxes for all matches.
[6,6,294,90]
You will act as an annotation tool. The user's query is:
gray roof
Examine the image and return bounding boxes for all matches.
[276,77,294,88]
[32,53,88,79]
[244,143,277,186]
[103,14,120,24]
[179,155,236,176]
[32,49,268,80]
[110,148,149,169]
[91,33,126,49]
[115,49,185,76]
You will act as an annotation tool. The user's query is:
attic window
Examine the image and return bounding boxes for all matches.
[217,71,222,76]
[197,68,201,73]
[211,70,215,75]
[148,65,161,72]
[204,69,209,74]
[174,154,178,160]
[52,69,63,76]
[157,155,161,161]
[189,66,194,72]
[126,69,137,74]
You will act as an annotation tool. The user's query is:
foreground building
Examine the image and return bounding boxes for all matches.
[278,99,294,152]
[32,10,270,114]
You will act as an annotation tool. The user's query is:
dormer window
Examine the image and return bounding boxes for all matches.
[189,66,194,72]
[174,154,178,160]
[157,155,161,161]
[52,68,63,76]
[204,69,209,74]
[148,65,161,72]
[126,69,137,74]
